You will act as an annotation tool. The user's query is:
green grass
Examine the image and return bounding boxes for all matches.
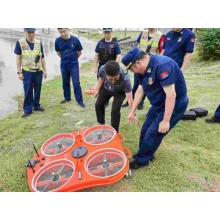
[0,55,220,192]
[71,28,141,41]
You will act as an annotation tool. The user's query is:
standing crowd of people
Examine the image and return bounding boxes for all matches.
[15,28,219,170]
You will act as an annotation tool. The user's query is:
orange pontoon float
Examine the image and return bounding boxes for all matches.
[84,86,97,95]
[26,125,132,192]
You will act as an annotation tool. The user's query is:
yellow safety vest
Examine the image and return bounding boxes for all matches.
[18,38,43,71]
[139,30,163,54]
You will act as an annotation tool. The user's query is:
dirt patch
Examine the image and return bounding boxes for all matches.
[161,142,169,148]
[161,142,183,150]
[199,179,208,190]
[0,180,8,192]
[171,145,183,150]
[187,174,220,192]
[208,178,220,192]
[187,174,198,181]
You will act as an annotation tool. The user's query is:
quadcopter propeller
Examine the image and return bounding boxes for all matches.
[102,153,108,177]
[53,137,64,155]
[91,129,106,144]
[42,164,66,192]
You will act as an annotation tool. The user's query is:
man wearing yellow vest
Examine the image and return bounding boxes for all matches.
[14,28,47,118]
[122,28,163,110]
[138,28,163,54]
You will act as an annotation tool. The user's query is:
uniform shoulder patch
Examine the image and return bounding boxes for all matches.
[160,71,169,79]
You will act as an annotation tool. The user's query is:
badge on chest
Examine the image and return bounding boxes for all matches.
[148,77,153,85]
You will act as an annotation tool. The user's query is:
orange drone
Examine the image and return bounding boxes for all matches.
[26,125,132,192]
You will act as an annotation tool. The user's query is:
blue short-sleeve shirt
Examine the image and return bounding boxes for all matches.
[139,54,188,111]
[163,28,195,67]
[55,35,83,69]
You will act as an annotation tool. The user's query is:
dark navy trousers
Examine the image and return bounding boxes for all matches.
[136,103,188,164]
[61,67,83,104]
[214,105,220,119]
[22,70,43,114]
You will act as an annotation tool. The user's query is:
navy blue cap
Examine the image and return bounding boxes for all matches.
[24,28,36,32]
[103,28,113,32]
[122,47,142,69]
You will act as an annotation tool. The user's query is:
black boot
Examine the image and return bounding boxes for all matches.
[205,116,220,124]
[132,153,156,162]
[129,160,149,170]
[138,104,143,110]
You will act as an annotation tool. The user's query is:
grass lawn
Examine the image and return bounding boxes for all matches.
[0,53,220,192]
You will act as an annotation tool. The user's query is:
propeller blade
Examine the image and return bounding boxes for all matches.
[103,153,108,177]
[42,164,65,192]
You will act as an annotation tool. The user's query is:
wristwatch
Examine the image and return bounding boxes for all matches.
[17,72,22,75]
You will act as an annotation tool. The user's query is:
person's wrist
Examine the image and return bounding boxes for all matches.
[130,110,136,115]
[163,119,170,123]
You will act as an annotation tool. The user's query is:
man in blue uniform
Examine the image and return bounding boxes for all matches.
[94,28,121,108]
[94,61,133,132]
[55,28,85,107]
[122,47,189,169]
[205,105,220,124]
[161,28,195,72]
[14,28,47,118]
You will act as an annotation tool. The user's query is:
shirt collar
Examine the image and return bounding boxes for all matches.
[172,28,185,35]
[144,54,154,75]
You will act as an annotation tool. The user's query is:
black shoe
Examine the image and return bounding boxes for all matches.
[22,112,33,118]
[129,160,149,170]
[205,116,220,124]
[33,107,45,112]
[79,102,85,108]
[132,153,156,162]
[61,100,70,104]
[121,102,129,108]
[138,104,143,110]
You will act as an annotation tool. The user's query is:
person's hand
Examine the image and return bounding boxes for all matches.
[132,116,140,124]
[43,71,47,79]
[94,89,99,98]
[127,111,139,124]
[158,120,170,133]
[18,73,24,81]
[94,67,98,75]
